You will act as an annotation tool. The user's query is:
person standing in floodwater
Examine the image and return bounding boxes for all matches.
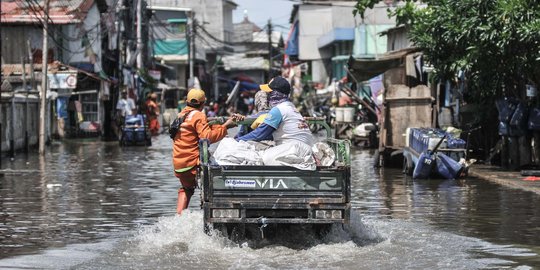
[172,88,238,214]
[146,93,160,136]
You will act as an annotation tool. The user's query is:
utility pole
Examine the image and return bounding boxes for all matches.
[214,62,219,100]
[27,40,34,152]
[10,71,15,159]
[188,11,195,81]
[136,0,143,69]
[39,0,50,155]
[267,19,273,78]
[22,55,28,152]
[27,40,36,90]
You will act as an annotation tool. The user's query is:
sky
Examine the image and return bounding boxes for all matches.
[232,0,296,33]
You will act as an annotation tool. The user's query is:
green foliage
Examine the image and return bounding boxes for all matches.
[354,0,540,103]
[388,1,419,26]
[353,0,379,18]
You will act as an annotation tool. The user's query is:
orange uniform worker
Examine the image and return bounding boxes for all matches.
[146,93,160,136]
[172,89,237,214]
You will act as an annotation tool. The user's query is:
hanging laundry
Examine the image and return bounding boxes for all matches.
[75,100,84,123]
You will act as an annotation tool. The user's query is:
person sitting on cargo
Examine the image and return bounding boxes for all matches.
[236,77,316,170]
[172,88,238,215]
[235,90,272,140]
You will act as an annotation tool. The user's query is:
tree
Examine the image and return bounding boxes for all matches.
[354,0,540,103]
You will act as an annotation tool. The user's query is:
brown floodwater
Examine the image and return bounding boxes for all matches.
[0,135,538,269]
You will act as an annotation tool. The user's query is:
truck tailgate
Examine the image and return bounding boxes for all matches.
[202,165,350,224]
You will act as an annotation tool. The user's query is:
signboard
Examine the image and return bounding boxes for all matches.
[48,72,78,89]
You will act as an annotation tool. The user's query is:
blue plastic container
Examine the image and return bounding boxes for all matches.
[436,152,464,179]
[413,151,436,179]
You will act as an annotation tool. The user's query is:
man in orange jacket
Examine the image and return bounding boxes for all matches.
[172,88,237,214]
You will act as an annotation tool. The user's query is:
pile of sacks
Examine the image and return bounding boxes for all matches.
[212,138,336,170]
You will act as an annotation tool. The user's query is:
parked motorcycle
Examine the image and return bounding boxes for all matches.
[300,93,335,133]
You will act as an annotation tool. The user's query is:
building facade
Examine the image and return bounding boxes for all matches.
[287,1,395,83]
[1,0,112,153]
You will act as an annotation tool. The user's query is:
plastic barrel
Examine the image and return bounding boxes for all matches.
[343,107,356,122]
[335,107,344,122]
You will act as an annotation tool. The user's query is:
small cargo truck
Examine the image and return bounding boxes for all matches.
[199,118,351,238]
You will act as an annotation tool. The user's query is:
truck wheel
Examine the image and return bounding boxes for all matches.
[232,224,246,242]
[313,224,332,238]
[203,222,212,235]
[211,223,228,237]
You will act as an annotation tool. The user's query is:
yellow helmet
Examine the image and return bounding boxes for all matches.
[187,88,206,105]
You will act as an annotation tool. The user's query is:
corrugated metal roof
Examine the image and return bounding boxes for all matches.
[347,47,420,82]
[1,0,95,25]
[2,62,78,77]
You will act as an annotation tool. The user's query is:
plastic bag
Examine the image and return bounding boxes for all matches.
[496,98,518,122]
[529,107,540,130]
[435,152,463,179]
[312,142,335,167]
[510,102,528,127]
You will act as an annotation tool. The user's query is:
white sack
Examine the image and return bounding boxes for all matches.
[213,138,263,165]
[262,141,316,171]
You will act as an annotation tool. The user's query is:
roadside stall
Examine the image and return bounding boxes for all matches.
[348,48,433,166]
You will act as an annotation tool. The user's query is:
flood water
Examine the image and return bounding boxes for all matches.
[0,135,539,269]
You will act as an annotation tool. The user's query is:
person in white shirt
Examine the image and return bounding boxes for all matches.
[116,90,136,127]
[237,76,315,170]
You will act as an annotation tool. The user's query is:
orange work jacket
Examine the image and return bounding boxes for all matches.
[172,106,227,171]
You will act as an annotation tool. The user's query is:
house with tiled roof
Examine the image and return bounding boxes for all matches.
[1,0,111,151]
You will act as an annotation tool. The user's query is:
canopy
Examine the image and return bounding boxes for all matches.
[219,77,260,92]
[347,48,420,82]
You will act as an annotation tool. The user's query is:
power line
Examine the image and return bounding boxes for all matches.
[16,1,96,54]
[15,0,119,56]
[26,0,92,42]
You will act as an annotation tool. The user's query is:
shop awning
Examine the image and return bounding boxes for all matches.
[347,47,420,82]
[153,39,188,56]
[219,77,260,92]
[318,28,354,49]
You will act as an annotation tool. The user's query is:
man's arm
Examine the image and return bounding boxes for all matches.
[194,112,236,143]
[236,123,274,141]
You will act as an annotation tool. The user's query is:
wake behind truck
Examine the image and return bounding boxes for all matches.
[199,118,351,238]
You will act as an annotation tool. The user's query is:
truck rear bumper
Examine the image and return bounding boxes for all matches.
[203,203,351,225]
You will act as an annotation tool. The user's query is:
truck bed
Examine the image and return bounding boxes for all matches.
[199,119,351,229]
